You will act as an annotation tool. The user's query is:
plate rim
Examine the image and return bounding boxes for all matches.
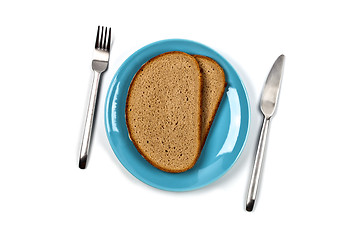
[104,38,250,191]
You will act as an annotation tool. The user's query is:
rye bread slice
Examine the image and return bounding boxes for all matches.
[125,51,203,173]
[193,55,226,147]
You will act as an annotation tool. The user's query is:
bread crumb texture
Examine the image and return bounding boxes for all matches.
[126,52,202,173]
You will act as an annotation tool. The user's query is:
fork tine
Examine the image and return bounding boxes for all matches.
[95,26,100,48]
[107,28,111,51]
[99,26,104,49]
[103,27,108,49]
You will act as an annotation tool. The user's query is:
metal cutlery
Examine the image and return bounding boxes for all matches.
[246,55,285,211]
[79,26,111,169]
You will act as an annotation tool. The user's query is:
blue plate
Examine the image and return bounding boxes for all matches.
[105,39,250,191]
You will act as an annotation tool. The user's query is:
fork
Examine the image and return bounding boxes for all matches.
[79,26,111,169]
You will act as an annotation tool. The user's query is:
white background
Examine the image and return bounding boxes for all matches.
[1,0,359,239]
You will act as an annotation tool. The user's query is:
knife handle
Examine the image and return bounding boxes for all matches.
[246,117,270,211]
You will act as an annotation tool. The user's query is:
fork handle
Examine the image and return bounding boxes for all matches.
[79,71,101,169]
[246,117,270,211]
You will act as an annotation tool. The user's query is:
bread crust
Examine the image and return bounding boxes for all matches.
[125,51,203,173]
[193,55,227,149]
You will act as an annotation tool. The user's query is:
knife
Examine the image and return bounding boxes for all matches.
[246,54,285,212]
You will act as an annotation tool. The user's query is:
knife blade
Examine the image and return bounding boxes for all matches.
[246,54,285,212]
[261,54,285,118]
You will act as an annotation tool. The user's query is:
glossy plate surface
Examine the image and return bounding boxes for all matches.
[105,39,250,191]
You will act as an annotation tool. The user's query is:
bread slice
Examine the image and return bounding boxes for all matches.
[125,51,203,173]
[193,55,226,147]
